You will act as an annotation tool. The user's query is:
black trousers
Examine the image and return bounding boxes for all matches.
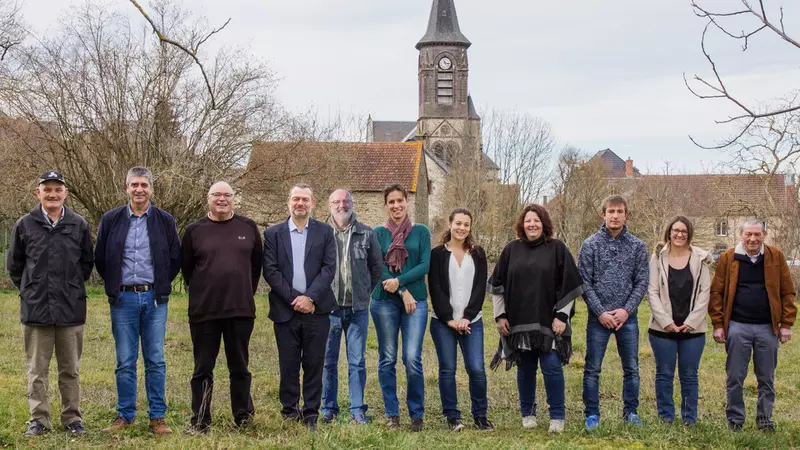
[274,313,330,422]
[190,317,255,426]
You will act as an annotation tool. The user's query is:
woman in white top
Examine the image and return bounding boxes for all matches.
[428,208,492,432]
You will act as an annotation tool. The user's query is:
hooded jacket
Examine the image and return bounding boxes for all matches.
[647,243,712,334]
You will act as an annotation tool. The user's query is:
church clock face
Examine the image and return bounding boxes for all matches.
[438,57,452,70]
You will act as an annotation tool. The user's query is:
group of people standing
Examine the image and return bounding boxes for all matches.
[6,167,797,438]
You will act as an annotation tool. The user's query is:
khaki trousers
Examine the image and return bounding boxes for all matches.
[22,324,84,429]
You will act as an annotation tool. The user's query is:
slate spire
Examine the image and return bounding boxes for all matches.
[416,0,471,50]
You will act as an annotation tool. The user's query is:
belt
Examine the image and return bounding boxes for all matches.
[121,284,153,293]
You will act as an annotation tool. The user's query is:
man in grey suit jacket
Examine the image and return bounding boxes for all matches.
[263,184,336,431]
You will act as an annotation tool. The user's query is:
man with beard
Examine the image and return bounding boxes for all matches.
[320,189,382,424]
[181,181,263,435]
[262,184,336,431]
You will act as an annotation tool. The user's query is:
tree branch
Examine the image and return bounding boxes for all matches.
[129,0,230,110]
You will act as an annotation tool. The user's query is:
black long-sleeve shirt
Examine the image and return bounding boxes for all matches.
[181,214,263,323]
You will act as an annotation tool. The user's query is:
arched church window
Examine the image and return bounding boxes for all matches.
[436,56,454,104]
[445,141,460,165]
[432,141,446,161]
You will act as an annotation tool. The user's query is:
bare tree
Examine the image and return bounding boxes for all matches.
[0,1,281,232]
[481,109,555,204]
[548,146,611,255]
[0,0,25,61]
[687,0,800,148]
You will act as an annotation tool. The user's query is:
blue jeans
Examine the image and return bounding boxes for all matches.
[517,349,566,419]
[110,290,168,422]
[583,312,640,418]
[429,317,488,420]
[370,298,428,419]
[321,308,370,417]
[649,333,705,424]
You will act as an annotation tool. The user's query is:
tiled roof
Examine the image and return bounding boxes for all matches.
[416,0,471,49]
[371,121,417,143]
[616,173,797,216]
[246,141,424,193]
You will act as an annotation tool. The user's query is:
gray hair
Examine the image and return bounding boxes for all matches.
[329,188,353,202]
[208,181,234,196]
[289,183,314,198]
[126,166,153,186]
[739,218,766,234]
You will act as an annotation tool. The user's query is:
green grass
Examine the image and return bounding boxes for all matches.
[1,292,799,449]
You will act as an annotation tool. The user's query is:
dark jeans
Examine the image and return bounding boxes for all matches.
[274,313,330,422]
[517,349,565,420]
[583,312,640,418]
[429,317,488,420]
[189,317,255,427]
[321,308,370,417]
[725,321,779,427]
[110,290,167,422]
[370,298,428,419]
[648,333,705,424]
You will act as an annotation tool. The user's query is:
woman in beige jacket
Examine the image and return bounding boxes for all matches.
[647,216,712,425]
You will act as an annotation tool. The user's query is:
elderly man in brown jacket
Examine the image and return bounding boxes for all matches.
[709,218,796,432]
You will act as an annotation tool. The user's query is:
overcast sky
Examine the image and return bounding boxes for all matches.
[21,0,800,174]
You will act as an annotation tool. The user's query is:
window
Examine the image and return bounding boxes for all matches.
[437,71,453,104]
[715,218,728,236]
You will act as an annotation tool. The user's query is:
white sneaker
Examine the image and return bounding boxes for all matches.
[548,419,565,433]
[522,415,538,429]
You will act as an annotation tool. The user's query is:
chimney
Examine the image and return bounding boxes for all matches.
[625,157,634,178]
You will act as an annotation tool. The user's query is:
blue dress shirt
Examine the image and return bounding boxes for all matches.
[121,204,155,285]
[288,218,308,293]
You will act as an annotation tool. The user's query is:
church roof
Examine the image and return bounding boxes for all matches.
[370,121,417,143]
[246,141,424,193]
[416,0,471,49]
[467,96,480,120]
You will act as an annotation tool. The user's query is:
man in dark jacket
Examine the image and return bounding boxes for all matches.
[263,184,336,431]
[7,171,93,437]
[181,181,263,435]
[94,166,180,435]
[320,189,382,424]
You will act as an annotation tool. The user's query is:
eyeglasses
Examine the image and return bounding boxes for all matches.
[671,229,689,236]
[330,200,353,206]
[209,192,233,199]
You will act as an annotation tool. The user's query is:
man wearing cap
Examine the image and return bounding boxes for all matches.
[7,171,94,437]
[94,166,181,435]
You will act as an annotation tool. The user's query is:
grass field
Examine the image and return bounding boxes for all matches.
[1,288,799,449]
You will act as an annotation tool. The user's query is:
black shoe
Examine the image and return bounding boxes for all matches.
[66,420,87,436]
[474,417,494,431]
[728,421,743,431]
[759,424,776,433]
[282,414,301,422]
[235,415,253,428]
[24,420,48,437]
[321,413,335,424]
[305,420,318,432]
[386,416,401,429]
[411,418,424,432]
[447,418,465,432]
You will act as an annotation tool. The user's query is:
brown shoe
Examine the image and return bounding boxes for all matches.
[149,418,173,436]
[102,416,131,433]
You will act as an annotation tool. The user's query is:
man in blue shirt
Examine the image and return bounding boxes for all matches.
[263,184,336,431]
[578,195,649,431]
[95,166,181,436]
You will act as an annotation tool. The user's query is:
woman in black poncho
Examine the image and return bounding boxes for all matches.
[488,204,584,433]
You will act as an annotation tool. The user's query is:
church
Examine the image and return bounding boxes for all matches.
[244,0,498,229]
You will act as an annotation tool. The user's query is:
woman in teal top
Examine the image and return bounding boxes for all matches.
[370,184,431,432]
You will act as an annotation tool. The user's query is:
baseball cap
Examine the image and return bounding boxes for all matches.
[39,170,65,184]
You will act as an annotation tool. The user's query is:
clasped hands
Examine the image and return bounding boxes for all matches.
[448,319,471,335]
[598,309,631,330]
[496,317,567,337]
[291,295,315,314]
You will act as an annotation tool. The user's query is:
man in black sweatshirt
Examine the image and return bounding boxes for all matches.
[180,181,263,434]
